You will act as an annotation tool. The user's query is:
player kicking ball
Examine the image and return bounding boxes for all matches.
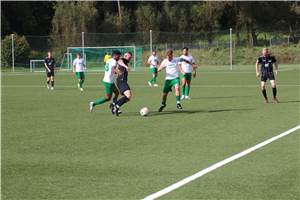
[158,48,183,112]
[111,52,132,116]
[256,48,279,103]
[89,50,121,112]
[147,49,159,87]
[179,47,197,100]
[73,53,86,91]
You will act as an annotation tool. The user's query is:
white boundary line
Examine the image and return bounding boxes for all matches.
[142,125,300,200]
[2,84,300,88]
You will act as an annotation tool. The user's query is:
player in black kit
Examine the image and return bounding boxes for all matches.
[44,51,56,90]
[111,52,132,116]
[256,48,279,103]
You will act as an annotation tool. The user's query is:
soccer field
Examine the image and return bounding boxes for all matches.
[2,65,300,200]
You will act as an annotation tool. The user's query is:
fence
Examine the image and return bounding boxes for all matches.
[4,29,300,72]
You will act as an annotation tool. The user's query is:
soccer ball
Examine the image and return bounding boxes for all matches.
[140,107,149,116]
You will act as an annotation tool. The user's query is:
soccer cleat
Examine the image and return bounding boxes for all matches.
[181,95,185,100]
[110,103,122,114]
[153,84,158,87]
[158,103,166,112]
[185,96,191,100]
[50,87,54,90]
[263,98,269,103]
[273,97,280,103]
[148,81,152,87]
[89,102,95,112]
[177,103,183,110]
[110,103,115,114]
[47,84,50,90]
[80,88,83,92]
[114,105,120,116]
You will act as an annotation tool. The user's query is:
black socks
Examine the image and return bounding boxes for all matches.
[116,96,129,107]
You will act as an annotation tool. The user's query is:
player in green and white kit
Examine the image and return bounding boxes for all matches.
[179,47,197,100]
[147,49,159,87]
[89,50,121,112]
[73,53,86,91]
[158,49,183,112]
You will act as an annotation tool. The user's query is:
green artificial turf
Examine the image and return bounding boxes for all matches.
[2,64,299,200]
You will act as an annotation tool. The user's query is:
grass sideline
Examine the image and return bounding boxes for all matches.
[2,65,300,199]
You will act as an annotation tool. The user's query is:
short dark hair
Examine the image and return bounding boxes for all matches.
[125,51,132,56]
[112,50,121,56]
[182,47,189,51]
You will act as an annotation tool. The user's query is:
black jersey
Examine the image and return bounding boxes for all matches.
[116,58,129,82]
[44,57,56,70]
[257,55,276,76]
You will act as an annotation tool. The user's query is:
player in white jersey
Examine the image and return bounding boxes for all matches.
[73,53,86,91]
[89,50,121,112]
[178,47,197,100]
[157,48,183,112]
[147,49,159,87]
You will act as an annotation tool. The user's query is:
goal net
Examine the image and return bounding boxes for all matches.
[30,60,45,72]
[60,46,143,71]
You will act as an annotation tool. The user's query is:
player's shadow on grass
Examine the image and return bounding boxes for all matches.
[122,108,255,117]
[277,100,300,104]
[192,95,252,99]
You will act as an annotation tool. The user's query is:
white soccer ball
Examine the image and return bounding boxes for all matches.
[140,107,149,116]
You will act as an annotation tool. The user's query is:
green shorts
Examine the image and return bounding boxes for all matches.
[180,72,192,81]
[150,67,158,74]
[75,72,85,79]
[103,81,117,95]
[163,78,180,93]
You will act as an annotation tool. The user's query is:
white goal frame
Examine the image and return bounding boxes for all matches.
[30,59,45,72]
[67,46,137,71]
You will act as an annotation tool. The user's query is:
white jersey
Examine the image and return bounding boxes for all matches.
[179,55,194,73]
[160,58,180,80]
[73,58,85,72]
[148,55,159,68]
[103,58,117,83]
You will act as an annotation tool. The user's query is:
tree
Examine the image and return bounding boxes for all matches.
[51,2,98,52]
[135,4,162,43]
[1,34,30,67]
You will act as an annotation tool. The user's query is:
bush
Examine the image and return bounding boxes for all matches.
[1,34,30,67]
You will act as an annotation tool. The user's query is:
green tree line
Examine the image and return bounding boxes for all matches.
[2,1,300,41]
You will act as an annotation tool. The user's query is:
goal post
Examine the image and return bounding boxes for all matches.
[30,59,45,72]
[64,46,142,72]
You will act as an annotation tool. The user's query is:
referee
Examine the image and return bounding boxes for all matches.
[256,48,279,103]
[44,51,56,90]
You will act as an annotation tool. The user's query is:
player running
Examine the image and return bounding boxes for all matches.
[256,48,279,103]
[147,49,159,87]
[111,52,132,116]
[179,47,197,100]
[89,50,121,112]
[44,51,56,90]
[72,53,86,91]
[158,48,183,112]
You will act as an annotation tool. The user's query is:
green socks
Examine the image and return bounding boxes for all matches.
[150,77,157,84]
[79,79,84,88]
[182,85,185,96]
[93,97,107,106]
[176,95,180,103]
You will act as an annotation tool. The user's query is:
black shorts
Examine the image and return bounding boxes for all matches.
[261,73,275,82]
[117,81,130,95]
[46,70,55,77]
